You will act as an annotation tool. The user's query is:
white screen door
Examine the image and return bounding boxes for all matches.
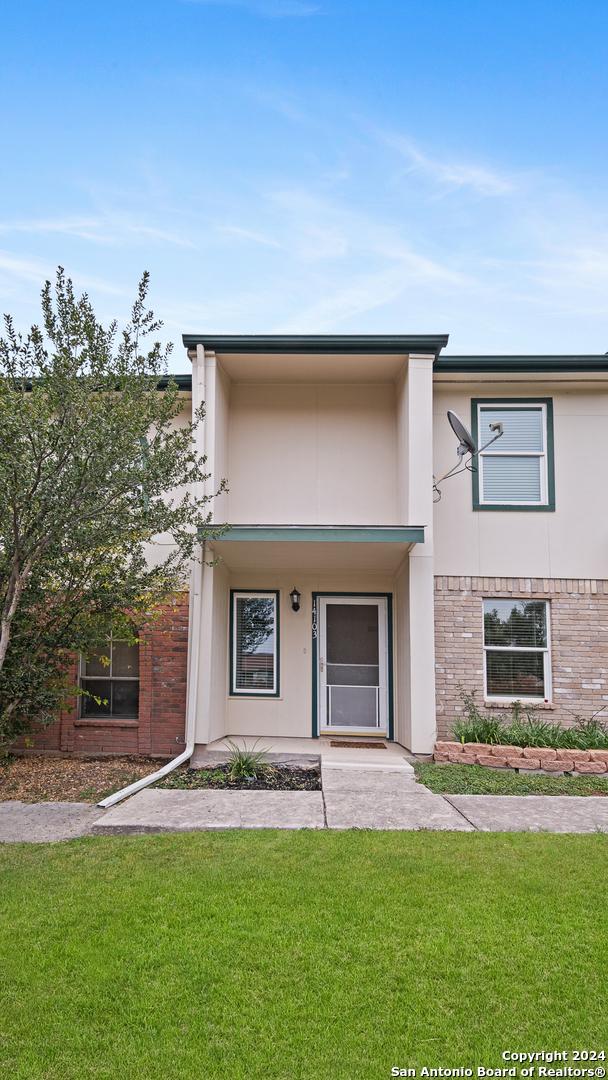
[318,596,388,735]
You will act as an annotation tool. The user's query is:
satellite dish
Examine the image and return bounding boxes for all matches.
[447,410,476,456]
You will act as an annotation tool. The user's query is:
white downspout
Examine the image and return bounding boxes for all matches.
[98,346,207,808]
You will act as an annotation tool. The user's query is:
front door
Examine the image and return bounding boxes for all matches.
[318,596,389,735]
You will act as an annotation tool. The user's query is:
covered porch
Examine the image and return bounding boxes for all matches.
[190,525,437,754]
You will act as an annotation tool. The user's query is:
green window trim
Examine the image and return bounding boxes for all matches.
[229,590,281,698]
[471,398,555,512]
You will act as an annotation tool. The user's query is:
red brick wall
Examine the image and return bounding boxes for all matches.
[435,576,608,740]
[17,592,189,757]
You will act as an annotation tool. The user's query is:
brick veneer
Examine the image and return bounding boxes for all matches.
[435,576,608,740]
[435,740,608,774]
[17,593,189,757]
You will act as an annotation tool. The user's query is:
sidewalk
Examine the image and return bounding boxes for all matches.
[3,757,608,841]
[90,754,608,837]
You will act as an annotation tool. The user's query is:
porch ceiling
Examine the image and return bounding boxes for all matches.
[208,525,424,572]
[215,352,407,383]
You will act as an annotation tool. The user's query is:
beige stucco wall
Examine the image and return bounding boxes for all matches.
[393,558,410,747]
[142,397,194,569]
[433,380,608,580]
[226,383,399,525]
[211,363,230,522]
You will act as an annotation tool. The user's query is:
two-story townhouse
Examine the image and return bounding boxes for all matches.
[31,336,608,761]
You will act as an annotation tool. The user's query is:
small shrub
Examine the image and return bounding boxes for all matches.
[452,690,506,744]
[451,688,608,750]
[224,739,271,780]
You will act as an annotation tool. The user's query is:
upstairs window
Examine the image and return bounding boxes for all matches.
[472,400,554,510]
[231,591,279,696]
[483,599,551,701]
[80,635,140,719]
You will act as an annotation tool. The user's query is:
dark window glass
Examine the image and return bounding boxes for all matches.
[80,679,112,717]
[80,636,139,719]
[111,680,140,717]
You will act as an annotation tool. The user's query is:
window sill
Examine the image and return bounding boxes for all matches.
[484,700,554,711]
[229,695,282,700]
[74,719,139,728]
[474,504,554,513]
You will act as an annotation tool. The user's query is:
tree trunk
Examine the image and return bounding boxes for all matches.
[0,561,28,671]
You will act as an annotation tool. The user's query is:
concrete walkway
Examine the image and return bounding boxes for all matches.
[0,801,101,843]
[89,755,608,836]
[4,755,608,840]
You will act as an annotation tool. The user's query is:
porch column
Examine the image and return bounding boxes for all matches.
[406,355,436,754]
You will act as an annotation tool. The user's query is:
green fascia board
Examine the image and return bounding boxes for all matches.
[218,526,425,543]
[436,355,608,373]
[182,334,449,357]
[471,397,555,512]
[155,374,192,390]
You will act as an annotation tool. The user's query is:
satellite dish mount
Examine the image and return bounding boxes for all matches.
[433,410,504,502]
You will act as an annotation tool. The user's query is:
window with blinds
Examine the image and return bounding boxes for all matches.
[476,402,551,506]
[231,592,279,695]
[483,599,551,700]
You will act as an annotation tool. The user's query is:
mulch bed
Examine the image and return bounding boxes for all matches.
[157,763,322,791]
[0,755,166,803]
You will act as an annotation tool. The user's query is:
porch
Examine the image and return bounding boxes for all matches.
[190,526,437,754]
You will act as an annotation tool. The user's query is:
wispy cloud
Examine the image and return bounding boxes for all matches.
[0,216,194,249]
[378,131,514,196]
[0,250,126,298]
[182,0,319,17]
[216,224,283,249]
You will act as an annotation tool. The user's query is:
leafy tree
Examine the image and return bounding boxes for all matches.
[0,268,222,750]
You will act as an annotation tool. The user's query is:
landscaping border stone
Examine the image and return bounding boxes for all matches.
[434,740,608,775]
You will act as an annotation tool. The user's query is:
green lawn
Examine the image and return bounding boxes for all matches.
[1,832,607,1079]
[416,761,608,795]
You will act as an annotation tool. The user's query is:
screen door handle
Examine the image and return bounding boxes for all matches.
[320,657,325,672]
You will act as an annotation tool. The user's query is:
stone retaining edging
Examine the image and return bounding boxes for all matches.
[434,741,608,774]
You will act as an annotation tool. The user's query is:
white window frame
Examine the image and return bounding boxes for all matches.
[79,633,140,719]
[231,590,279,696]
[482,598,552,704]
[478,402,549,507]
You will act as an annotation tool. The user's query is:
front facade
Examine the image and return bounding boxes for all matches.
[27,337,608,756]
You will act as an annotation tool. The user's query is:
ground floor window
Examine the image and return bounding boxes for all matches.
[80,635,140,718]
[231,591,279,696]
[482,598,550,701]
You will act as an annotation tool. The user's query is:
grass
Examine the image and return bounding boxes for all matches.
[416,761,608,795]
[1,832,608,1079]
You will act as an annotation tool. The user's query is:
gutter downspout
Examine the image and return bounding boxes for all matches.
[98,346,207,809]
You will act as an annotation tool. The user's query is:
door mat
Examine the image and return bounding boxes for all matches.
[329,741,387,749]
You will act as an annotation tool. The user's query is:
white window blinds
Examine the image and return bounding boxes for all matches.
[483,599,550,700]
[478,404,547,505]
[232,593,278,695]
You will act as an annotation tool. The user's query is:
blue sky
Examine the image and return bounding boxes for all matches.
[2,0,608,366]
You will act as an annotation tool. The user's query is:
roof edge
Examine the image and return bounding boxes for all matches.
[182,334,449,358]
[435,355,608,373]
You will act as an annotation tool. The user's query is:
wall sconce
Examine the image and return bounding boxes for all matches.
[290,586,301,612]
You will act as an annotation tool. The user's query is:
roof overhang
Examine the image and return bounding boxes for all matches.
[435,355,608,374]
[204,524,425,573]
[182,334,449,359]
[214,525,424,543]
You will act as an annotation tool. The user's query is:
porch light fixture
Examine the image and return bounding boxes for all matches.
[290,587,301,613]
